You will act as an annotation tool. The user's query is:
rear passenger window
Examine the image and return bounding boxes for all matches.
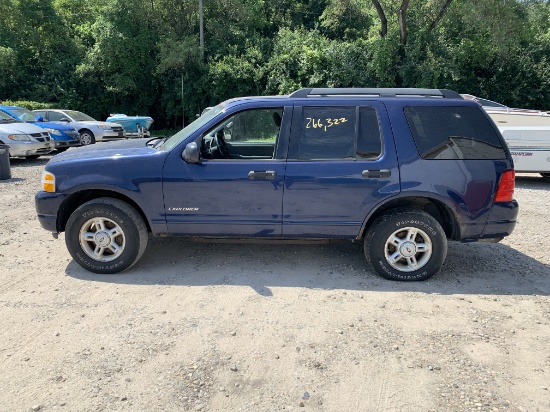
[297,106,382,160]
[404,106,506,160]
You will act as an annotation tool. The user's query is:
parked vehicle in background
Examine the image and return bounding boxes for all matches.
[106,114,153,138]
[498,127,550,178]
[32,109,125,146]
[35,88,518,281]
[461,94,550,127]
[0,106,80,151]
[0,110,53,159]
[462,94,550,177]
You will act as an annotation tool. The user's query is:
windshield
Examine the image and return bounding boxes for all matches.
[0,110,19,122]
[162,102,227,150]
[65,110,96,121]
[9,108,36,122]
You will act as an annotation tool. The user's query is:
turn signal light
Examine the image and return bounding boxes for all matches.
[494,170,515,202]
[42,171,55,193]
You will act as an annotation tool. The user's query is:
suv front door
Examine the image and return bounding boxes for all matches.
[162,106,291,237]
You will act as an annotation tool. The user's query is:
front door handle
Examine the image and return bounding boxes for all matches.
[362,169,391,178]
[248,170,277,180]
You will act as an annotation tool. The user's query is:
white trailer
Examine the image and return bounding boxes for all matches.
[498,127,550,177]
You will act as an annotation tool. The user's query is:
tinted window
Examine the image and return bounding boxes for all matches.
[298,107,356,159]
[404,106,506,160]
[357,107,382,159]
[297,107,382,160]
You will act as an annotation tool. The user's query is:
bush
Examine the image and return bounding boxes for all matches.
[1,100,55,110]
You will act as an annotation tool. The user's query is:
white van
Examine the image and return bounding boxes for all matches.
[499,127,550,178]
[0,111,53,159]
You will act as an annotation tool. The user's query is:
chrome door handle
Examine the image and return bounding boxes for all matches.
[362,169,391,178]
[248,170,277,180]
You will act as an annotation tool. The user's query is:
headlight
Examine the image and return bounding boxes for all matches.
[42,171,56,193]
[98,125,111,130]
[47,128,62,136]
[8,134,32,141]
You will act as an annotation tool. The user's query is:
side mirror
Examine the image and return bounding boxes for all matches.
[35,115,44,122]
[182,142,199,163]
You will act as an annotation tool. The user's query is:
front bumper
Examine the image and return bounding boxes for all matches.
[8,141,54,157]
[54,140,81,148]
[35,191,68,233]
[96,129,126,142]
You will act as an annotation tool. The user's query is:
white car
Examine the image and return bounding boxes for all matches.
[33,109,125,145]
[0,111,53,159]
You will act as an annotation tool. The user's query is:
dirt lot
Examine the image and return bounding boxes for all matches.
[0,154,549,412]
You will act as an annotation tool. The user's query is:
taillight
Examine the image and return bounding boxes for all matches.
[494,170,515,202]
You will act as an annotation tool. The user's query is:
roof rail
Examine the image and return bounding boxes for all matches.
[289,88,463,99]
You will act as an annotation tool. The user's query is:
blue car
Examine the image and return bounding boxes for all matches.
[34,88,518,281]
[0,106,81,151]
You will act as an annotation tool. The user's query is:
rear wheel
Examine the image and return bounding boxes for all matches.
[365,208,447,281]
[80,130,95,145]
[65,198,148,274]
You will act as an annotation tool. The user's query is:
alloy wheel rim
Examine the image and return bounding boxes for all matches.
[384,226,432,272]
[79,217,125,262]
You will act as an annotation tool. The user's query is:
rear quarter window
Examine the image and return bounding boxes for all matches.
[404,106,506,160]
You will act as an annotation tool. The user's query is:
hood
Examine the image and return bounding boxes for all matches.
[48,138,156,164]
[0,122,49,134]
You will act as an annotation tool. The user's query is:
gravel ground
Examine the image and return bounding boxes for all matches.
[0,153,549,412]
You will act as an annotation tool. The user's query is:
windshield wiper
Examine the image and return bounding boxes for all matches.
[146,136,168,148]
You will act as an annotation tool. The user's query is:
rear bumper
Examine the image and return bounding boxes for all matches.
[480,200,519,240]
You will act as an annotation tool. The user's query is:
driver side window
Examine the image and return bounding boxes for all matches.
[200,108,283,160]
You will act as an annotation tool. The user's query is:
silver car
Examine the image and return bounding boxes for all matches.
[33,109,125,145]
[0,111,53,159]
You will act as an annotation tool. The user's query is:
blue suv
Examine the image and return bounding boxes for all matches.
[34,88,518,281]
[0,106,81,151]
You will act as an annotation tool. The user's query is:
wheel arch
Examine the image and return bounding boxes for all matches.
[359,196,460,241]
[57,189,152,234]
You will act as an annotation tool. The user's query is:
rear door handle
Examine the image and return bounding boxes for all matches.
[361,169,391,178]
[248,170,277,180]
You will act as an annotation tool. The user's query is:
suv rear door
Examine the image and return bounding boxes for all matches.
[282,101,400,238]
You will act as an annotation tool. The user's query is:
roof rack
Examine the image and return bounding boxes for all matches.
[289,88,462,99]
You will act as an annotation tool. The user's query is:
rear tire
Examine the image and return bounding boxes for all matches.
[365,208,447,281]
[65,198,148,274]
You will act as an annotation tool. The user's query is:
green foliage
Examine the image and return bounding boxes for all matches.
[1,100,55,110]
[1,0,550,128]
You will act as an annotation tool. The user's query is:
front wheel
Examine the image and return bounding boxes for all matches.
[80,130,96,145]
[65,198,148,274]
[365,208,447,281]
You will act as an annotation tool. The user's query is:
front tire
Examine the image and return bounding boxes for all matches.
[365,208,447,281]
[65,198,148,274]
[80,130,96,145]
